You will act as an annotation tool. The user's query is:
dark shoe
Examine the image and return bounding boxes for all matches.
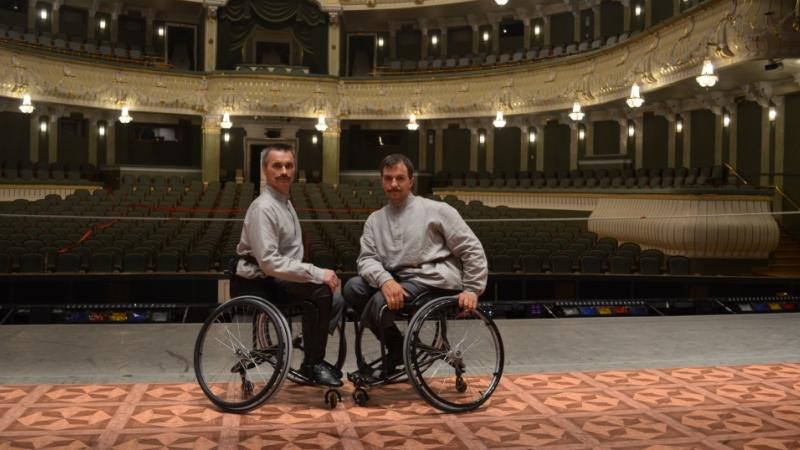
[302,362,343,387]
[381,349,404,377]
[321,360,343,379]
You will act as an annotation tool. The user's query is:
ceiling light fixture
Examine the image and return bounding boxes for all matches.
[315,115,328,132]
[220,111,232,129]
[119,106,133,124]
[568,102,585,121]
[626,83,644,108]
[406,114,419,131]
[696,58,718,88]
[495,0,509,5]
[492,111,506,128]
[19,94,34,114]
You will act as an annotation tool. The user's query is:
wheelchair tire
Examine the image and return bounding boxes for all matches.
[404,296,504,413]
[194,295,292,413]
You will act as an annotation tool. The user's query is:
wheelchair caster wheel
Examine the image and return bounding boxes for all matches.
[242,380,254,397]
[352,388,369,406]
[455,376,467,393]
[325,389,341,409]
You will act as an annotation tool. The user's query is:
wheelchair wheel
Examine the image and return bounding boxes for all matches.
[194,296,292,413]
[352,317,411,384]
[286,312,347,385]
[404,296,504,413]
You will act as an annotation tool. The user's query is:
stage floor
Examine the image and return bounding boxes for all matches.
[0,315,798,448]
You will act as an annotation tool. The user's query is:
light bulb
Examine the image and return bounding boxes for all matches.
[723,114,731,127]
[40,121,47,133]
[628,124,635,137]
[99,18,106,30]
[39,8,47,20]
[635,5,642,16]
[98,125,106,136]
[157,26,165,37]
[377,37,384,47]
[479,133,486,144]
[482,31,490,42]
[676,120,683,133]
[529,131,536,143]
[534,24,541,36]
[579,129,585,140]
[223,132,230,143]
[312,135,318,144]
[431,35,438,45]
[769,106,777,121]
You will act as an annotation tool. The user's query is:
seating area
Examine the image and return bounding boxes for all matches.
[379,31,637,75]
[0,24,166,68]
[434,166,746,191]
[0,160,101,185]
[0,180,694,275]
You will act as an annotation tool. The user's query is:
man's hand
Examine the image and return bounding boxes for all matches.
[321,269,340,293]
[458,291,478,311]
[381,279,409,311]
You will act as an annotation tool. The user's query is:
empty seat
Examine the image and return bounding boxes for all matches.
[608,255,633,274]
[88,253,114,272]
[490,255,514,272]
[520,254,542,273]
[55,253,82,273]
[550,254,572,273]
[579,255,605,274]
[638,256,662,275]
[19,253,45,273]
[667,255,690,275]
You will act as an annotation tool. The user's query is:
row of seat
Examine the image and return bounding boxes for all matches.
[0,24,163,66]
[380,31,639,73]
[0,160,100,184]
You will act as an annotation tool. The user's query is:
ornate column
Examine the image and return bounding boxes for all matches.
[47,113,59,164]
[87,116,98,166]
[434,126,443,173]
[417,124,427,171]
[593,5,602,39]
[568,121,579,171]
[322,118,341,185]
[469,126,479,172]
[204,6,218,72]
[535,121,546,172]
[202,115,221,183]
[471,24,480,54]
[682,112,692,168]
[543,16,551,47]
[760,103,771,186]
[105,116,116,166]
[519,125,530,171]
[485,124,495,173]
[328,11,341,76]
[774,96,785,189]
[491,22,500,53]
[27,0,36,31]
[522,19,531,50]
[29,114,40,163]
[621,0,631,33]
[51,0,60,34]
[633,115,644,169]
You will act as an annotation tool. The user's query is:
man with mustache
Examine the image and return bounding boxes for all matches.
[232,143,343,387]
[343,153,488,379]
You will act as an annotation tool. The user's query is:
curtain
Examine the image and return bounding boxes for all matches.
[220,0,326,55]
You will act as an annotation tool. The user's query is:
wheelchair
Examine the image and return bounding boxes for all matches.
[348,291,505,413]
[193,295,347,413]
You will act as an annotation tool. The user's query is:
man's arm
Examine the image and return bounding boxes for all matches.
[438,204,488,309]
[356,216,394,289]
[249,207,325,284]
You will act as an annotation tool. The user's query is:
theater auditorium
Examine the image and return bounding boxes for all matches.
[1,0,800,447]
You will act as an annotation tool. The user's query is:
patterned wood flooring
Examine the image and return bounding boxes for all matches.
[0,363,799,449]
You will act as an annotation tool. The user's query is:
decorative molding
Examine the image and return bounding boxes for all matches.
[0,0,797,124]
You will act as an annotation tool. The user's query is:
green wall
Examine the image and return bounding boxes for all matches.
[690,109,715,168]
[737,101,762,184]
[643,113,667,169]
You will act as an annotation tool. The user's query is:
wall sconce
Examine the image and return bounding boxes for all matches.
[39,120,48,133]
[99,18,106,30]
[479,132,486,144]
[377,37,384,47]
[529,130,536,143]
[634,5,642,16]
[769,106,777,121]
[723,113,731,127]
[482,31,490,42]
[430,35,438,46]
[676,119,683,133]
[628,124,635,137]
[311,134,318,144]
[534,24,541,36]
[98,124,106,136]
[579,128,586,140]
[223,132,230,143]
[157,26,165,37]
[19,94,34,114]
[39,8,47,20]
[315,115,328,132]
[119,106,132,124]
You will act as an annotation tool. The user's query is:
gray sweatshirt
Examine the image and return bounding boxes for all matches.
[357,194,488,295]
[235,186,324,284]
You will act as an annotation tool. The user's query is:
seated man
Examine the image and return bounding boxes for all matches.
[231,143,343,387]
[344,153,488,377]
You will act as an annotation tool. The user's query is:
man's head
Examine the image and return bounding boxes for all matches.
[379,153,415,206]
[261,144,296,196]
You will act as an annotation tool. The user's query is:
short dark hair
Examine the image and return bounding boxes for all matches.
[379,153,415,178]
[261,143,295,166]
